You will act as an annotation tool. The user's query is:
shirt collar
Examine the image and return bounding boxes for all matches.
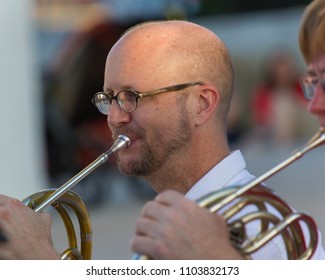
[185,150,249,200]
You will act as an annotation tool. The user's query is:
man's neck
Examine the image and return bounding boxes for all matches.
[143,139,230,195]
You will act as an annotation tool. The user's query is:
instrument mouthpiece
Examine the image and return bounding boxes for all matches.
[109,135,131,154]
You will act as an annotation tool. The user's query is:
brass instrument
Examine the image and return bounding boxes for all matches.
[22,135,130,260]
[134,127,325,260]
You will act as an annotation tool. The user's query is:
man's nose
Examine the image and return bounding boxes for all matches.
[308,81,325,115]
[107,100,132,128]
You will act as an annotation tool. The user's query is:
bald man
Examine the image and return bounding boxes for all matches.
[0,20,324,260]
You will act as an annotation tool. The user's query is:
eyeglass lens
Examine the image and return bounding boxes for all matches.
[93,90,137,114]
[301,76,325,101]
[118,90,137,112]
[94,93,110,115]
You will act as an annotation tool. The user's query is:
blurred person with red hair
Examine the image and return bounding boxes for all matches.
[251,50,307,146]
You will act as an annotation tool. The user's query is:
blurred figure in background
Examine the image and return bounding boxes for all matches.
[250,50,307,147]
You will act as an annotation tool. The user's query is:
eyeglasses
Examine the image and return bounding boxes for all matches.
[300,75,325,101]
[91,81,204,114]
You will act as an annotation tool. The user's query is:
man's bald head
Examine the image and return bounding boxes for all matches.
[107,20,234,124]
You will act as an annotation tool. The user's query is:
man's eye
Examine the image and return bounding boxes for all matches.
[312,78,319,84]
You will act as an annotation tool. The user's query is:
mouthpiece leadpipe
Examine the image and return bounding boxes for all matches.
[34,135,131,212]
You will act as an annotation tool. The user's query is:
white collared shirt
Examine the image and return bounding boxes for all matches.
[185,150,325,260]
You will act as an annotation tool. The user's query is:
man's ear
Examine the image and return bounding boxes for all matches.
[194,85,219,126]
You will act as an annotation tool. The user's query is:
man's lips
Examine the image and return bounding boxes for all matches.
[114,133,139,142]
[126,137,140,149]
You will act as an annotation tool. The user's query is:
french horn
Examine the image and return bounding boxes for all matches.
[22,135,130,259]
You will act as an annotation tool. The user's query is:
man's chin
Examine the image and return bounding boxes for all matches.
[116,157,137,176]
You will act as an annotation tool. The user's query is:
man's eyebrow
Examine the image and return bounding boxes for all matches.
[104,85,138,93]
[103,86,114,94]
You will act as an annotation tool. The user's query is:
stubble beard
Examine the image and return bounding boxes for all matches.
[116,102,192,177]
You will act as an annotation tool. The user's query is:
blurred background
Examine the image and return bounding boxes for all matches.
[1,0,325,259]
